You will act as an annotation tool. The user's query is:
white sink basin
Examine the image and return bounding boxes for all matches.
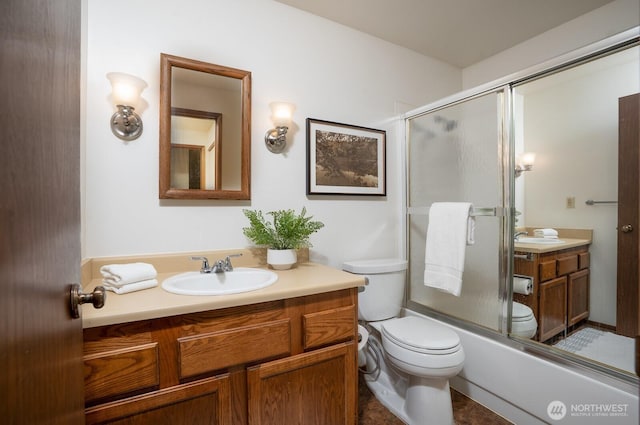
[516,237,564,244]
[162,268,278,296]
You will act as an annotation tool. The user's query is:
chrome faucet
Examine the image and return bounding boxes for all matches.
[191,254,243,273]
[514,231,528,241]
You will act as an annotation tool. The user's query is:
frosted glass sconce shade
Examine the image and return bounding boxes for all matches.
[265,102,295,153]
[107,72,147,141]
[515,152,535,178]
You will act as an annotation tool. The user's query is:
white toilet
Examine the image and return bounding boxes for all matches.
[343,258,465,425]
[511,302,537,338]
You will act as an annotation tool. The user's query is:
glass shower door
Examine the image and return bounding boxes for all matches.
[406,88,508,332]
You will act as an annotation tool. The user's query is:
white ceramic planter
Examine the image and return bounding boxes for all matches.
[267,249,297,270]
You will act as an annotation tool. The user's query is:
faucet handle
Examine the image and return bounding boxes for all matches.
[190,256,210,273]
[224,253,243,271]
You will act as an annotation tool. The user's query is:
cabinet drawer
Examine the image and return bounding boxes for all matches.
[178,319,291,379]
[303,304,356,350]
[557,255,578,276]
[84,343,159,404]
[578,252,590,270]
[539,260,557,282]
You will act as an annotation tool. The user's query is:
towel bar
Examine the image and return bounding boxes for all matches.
[407,206,505,217]
[585,199,617,205]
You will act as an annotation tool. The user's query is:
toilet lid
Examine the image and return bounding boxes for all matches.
[382,316,461,355]
[512,302,534,322]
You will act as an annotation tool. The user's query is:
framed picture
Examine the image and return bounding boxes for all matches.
[306,118,386,196]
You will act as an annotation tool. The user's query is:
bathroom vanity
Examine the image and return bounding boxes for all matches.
[81,251,363,424]
[514,232,592,342]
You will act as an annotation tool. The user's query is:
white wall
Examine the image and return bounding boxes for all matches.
[462,0,640,88]
[83,0,461,265]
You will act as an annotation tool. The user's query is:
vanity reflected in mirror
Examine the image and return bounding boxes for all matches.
[512,42,639,376]
[159,53,251,199]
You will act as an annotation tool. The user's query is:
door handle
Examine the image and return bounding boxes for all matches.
[70,284,106,319]
[621,224,634,233]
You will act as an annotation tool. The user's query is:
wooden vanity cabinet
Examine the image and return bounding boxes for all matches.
[83,288,358,425]
[514,244,590,342]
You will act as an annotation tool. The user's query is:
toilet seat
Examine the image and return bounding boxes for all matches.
[380,317,465,376]
[382,316,461,355]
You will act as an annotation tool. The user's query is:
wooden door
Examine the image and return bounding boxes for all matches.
[0,0,84,423]
[616,93,639,338]
[247,342,357,425]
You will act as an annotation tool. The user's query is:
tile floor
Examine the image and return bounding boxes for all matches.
[358,374,513,425]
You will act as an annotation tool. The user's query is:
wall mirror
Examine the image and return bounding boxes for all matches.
[511,43,639,377]
[159,53,251,199]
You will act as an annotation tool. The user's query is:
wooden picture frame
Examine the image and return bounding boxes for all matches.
[306,118,386,196]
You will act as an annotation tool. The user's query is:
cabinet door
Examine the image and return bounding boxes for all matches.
[247,342,357,425]
[568,269,590,327]
[85,375,231,425]
[539,277,567,342]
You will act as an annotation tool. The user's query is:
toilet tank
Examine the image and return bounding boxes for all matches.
[342,258,408,322]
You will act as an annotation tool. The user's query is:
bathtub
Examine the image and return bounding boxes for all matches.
[404,309,639,424]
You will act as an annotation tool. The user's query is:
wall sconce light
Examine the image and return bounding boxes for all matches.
[265,102,295,153]
[107,72,147,141]
[515,152,536,178]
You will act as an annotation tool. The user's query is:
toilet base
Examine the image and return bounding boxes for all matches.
[362,332,456,425]
[405,376,454,425]
[363,365,411,424]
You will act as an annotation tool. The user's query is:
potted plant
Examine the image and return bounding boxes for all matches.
[242,207,324,269]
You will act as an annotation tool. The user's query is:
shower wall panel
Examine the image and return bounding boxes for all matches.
[407,90,505,331]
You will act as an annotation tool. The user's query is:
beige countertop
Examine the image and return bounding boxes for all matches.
[514,237,591,254]
[81,249,364,329]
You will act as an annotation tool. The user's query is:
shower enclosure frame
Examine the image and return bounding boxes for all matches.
[402,27,639,386]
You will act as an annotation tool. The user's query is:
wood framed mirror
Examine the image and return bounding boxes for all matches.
[159,53,251,199]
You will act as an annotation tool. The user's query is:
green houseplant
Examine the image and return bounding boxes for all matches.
[242,207,324,269]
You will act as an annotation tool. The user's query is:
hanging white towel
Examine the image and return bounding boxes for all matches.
[423,202,475,296]
[103,279,158,294]
[100,262,157,287]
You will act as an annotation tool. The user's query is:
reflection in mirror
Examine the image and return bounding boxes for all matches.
[170,144,204,189]
[159,53,251,199]
[512,43,639,376]
[171,108,221,190]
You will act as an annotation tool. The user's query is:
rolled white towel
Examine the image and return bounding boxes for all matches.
[100,262,157,287]
[103,279,158,294]
[533,228,558,238]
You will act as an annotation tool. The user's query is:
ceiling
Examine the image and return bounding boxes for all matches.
[275,0,615,68]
